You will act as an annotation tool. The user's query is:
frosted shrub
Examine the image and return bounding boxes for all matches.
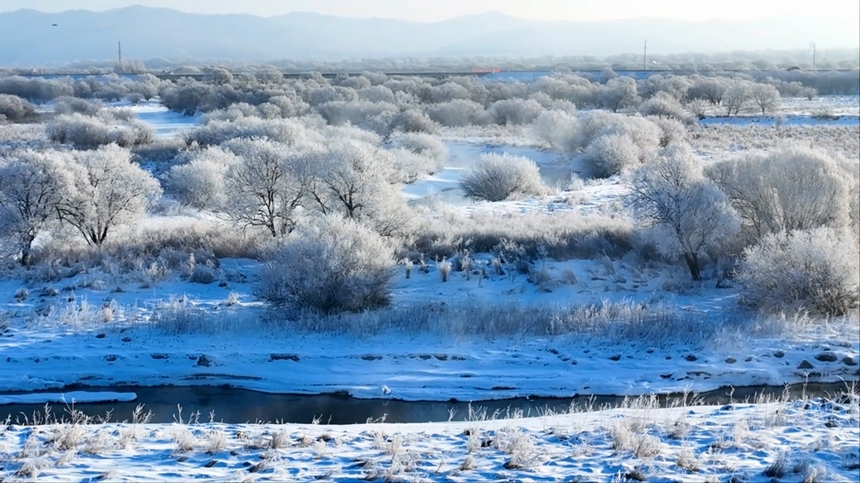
[389,109,438,134]
[600,116,662,153]
[46,113,154,148]
[738,227,859,315]
[165,147,240,210]
[638,92,694,125]
[598,77,638,112]
[52,96,104,116]
[486,99,544,126]
[184,117,320,147]
[582,134,641,178]
[533,110,579,151]
[390,148,440,183]
[648,116,687,147]
[575,111,624,148]
[315,100,398,128]
[460,153,548,202]
[706,145,852,241]
[256,215,396,314]
[0,94,36,121]
[425,99,487,127]
[389,132,448,167]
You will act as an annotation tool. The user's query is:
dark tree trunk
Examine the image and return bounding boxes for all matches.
[684,253,702,281]
[20,235,35,266]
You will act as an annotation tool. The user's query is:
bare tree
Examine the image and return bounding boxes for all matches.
[0,150,72,264]
[57,145,162,246]
[306,139,394,219]
[222,138,311,237]
[722,82,751,116]
[626,144,739,280]
[748,83,781,116]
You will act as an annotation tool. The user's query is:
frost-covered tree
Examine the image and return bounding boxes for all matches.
[748,83,781,116]
[598,77,638,113]
[722,82,751,116]
[705,145,852,240]
[533,110,579,152]
[256,215,396,314]
[687,77,729,104]
[0,150,73,265]
[306,139,394,219]
[222,138,312,237]
[626,144,739,280]
[166,147,241,210]
[738,227,859,315]
[57,145,162,246]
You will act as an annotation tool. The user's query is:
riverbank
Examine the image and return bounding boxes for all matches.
[2,393,858,482]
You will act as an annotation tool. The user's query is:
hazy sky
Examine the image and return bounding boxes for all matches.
[2,0,857,22]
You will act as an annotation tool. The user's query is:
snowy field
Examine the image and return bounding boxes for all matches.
[2,395,859,482]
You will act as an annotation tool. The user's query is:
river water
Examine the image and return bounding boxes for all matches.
[2,382,854,425]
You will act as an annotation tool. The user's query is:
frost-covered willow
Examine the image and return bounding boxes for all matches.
[705,145,853,241]
[626,144,739,281]
[56,145,162,246]
[0,150,73,264]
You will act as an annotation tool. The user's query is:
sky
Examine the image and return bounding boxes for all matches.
[1,0,857,22]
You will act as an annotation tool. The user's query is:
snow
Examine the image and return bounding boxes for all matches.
[699,115,859,127]
[0,391,136,406]
[126,101,201,139]
[1,256,857,401]
[2,397,858,482]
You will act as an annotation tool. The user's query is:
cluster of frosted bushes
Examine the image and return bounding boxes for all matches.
[0,74,162,103]
[0,145,161,265]
[534,110,673,178]
[619,139,859,314]
[46,112,154,148]
[0,94,36,121]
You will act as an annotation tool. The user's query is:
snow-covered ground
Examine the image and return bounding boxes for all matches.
[1,255,857,401]
[780,95,860,117]
[699,115,859,127]
[126,101,201,139]
[2,395,858,482]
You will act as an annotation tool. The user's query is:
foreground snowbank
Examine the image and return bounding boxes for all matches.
[2,395,858,482]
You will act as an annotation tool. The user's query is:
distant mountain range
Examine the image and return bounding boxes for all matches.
[0,6,857,66]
